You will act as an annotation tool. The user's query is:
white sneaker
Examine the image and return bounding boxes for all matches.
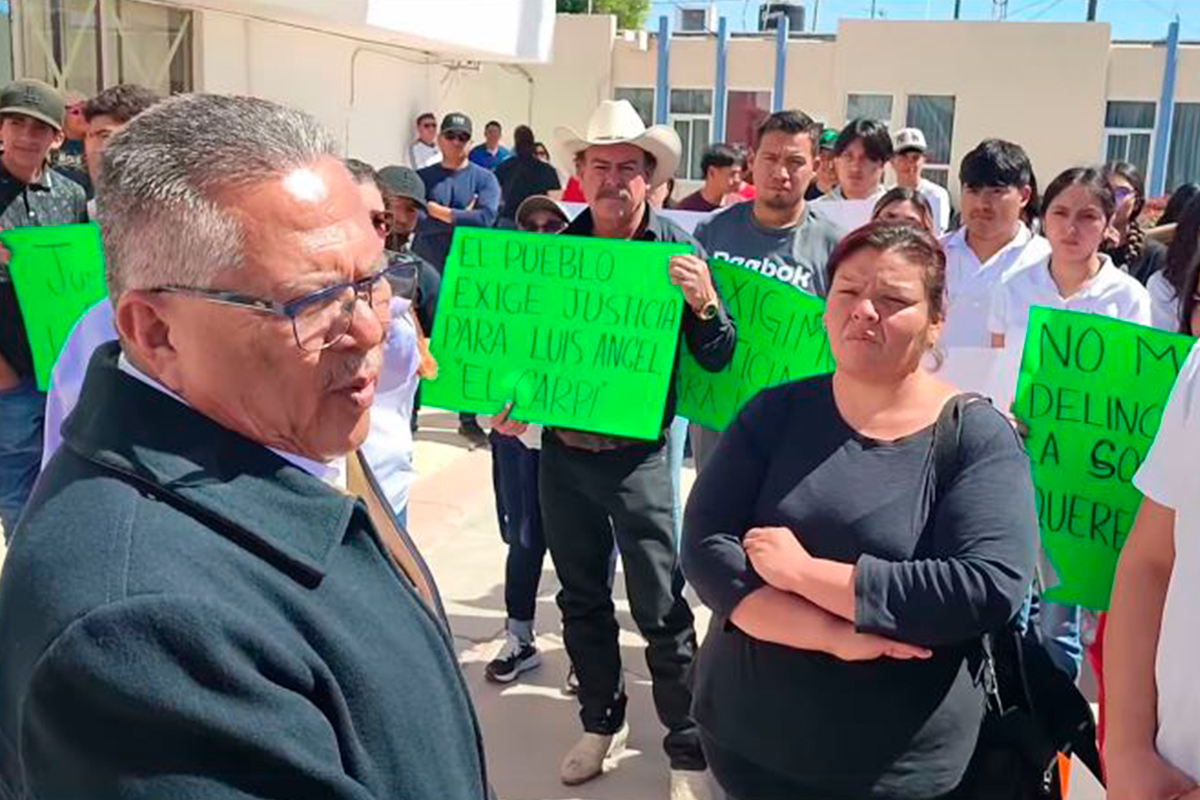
[669,768,714,800]
[559,723,629,785]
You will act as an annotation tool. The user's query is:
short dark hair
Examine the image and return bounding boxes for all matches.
[834,118,893,163]
[754,109,822,157]
[1102,160,1146,219]
[82,84,160,124]
[700,143,739,179]
[827,221,948,324]
[513,125,536,158]
[416,112,436,126]
[1042,166,1116,222]
[959,138,1035,190]
[486,120,502,131]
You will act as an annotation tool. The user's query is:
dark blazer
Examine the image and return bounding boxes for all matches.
[0,344,489,800]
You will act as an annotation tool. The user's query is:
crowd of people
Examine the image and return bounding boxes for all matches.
[0,72,1197,800]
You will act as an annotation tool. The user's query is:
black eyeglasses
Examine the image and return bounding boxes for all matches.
[443,132,470,143]
[150,259,405,352]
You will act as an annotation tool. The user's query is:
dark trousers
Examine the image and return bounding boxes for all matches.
[539,433,705,771]
[489,432,546,624]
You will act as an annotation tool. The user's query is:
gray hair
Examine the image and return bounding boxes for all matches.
[97,93,339,301]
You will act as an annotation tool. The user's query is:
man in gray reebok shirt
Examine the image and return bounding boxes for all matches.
[692,109,845,469]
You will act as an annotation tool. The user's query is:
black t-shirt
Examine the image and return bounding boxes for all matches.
[681,376,1037,800]
[494,156,561,221]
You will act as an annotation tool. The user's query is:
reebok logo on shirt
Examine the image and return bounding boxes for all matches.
[712,250,818,294]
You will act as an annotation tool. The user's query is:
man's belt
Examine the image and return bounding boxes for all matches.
[548,427,668,453]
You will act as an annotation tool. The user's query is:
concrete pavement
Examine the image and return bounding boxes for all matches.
[408,409,1106,800]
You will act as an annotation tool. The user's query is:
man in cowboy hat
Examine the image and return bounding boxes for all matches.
[496,99,734,799]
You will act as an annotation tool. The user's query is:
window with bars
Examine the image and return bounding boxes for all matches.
[1103,101,1156,184]
[906,95,956,189]
[1165,103,1200,193]
[614,87,654,128]
[846,93,892,125]
[670,88,713,181]
[18,0,193,97]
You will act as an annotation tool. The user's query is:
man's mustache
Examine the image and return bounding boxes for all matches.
[324,348,383,392]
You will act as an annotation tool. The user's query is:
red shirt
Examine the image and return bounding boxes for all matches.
[562,176,586,202]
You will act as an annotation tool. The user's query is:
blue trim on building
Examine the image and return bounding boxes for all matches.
[713,17,729,143]
[655,15,671,125]
[773,17,789,112]
[1150,17,1180,196]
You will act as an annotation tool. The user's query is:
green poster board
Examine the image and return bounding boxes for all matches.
[422,227,690,440]
[1013,307,1195,611]
[677,259,834,431]
[3,223,106,390]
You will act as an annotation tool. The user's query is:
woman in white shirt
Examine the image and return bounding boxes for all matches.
[989,166,1152,682]
[1146,193,1200,333]
[990,166,1152,353]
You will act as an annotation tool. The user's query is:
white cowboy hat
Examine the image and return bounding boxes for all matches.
[554,100,681,188]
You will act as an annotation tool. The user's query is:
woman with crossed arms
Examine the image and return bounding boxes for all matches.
[683,222,1038,799]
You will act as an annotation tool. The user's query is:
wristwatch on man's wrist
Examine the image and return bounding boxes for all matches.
[693,298,719,321]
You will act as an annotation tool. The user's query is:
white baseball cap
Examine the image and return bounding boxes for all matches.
[893,127,928,154]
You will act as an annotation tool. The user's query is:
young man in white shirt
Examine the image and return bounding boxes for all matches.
[940,138,1051,348]
[891,127,952,235]
[813,118,891,204]
[409,112,441,169]
[1106,340,1200,800]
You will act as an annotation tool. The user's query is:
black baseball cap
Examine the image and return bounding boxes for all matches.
[0,79,65,131]
[440,112,472,137]
[377,165,427,209]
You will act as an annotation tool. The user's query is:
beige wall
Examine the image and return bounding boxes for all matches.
[1107,43,1165,102]
[193,11,1200,197]
[780,39,838,125]
[196,10,441,167]
[831,21,1112,196]
[1171,45,1200,98]
[439,14,616,169]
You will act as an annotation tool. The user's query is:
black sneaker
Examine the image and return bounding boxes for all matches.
[485,633,541,683]
[458,419,490,450]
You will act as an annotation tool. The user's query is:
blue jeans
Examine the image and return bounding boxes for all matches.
[666,415,689,550]
[1016,551,1083,681]
[0,380,46,539]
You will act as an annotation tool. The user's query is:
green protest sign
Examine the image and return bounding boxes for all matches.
[1013,307,1195,611]
[677,259,833,431]
[422,227,690,440]
[3,223,106,391]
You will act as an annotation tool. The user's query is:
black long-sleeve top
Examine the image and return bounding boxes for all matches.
[681,376,1037,800]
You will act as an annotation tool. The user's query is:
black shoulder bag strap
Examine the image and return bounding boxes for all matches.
[932,393,1105,796]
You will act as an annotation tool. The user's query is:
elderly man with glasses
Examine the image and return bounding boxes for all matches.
[0,94,490,800]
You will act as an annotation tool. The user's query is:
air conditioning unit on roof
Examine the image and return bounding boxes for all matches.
[676,4,716,33]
